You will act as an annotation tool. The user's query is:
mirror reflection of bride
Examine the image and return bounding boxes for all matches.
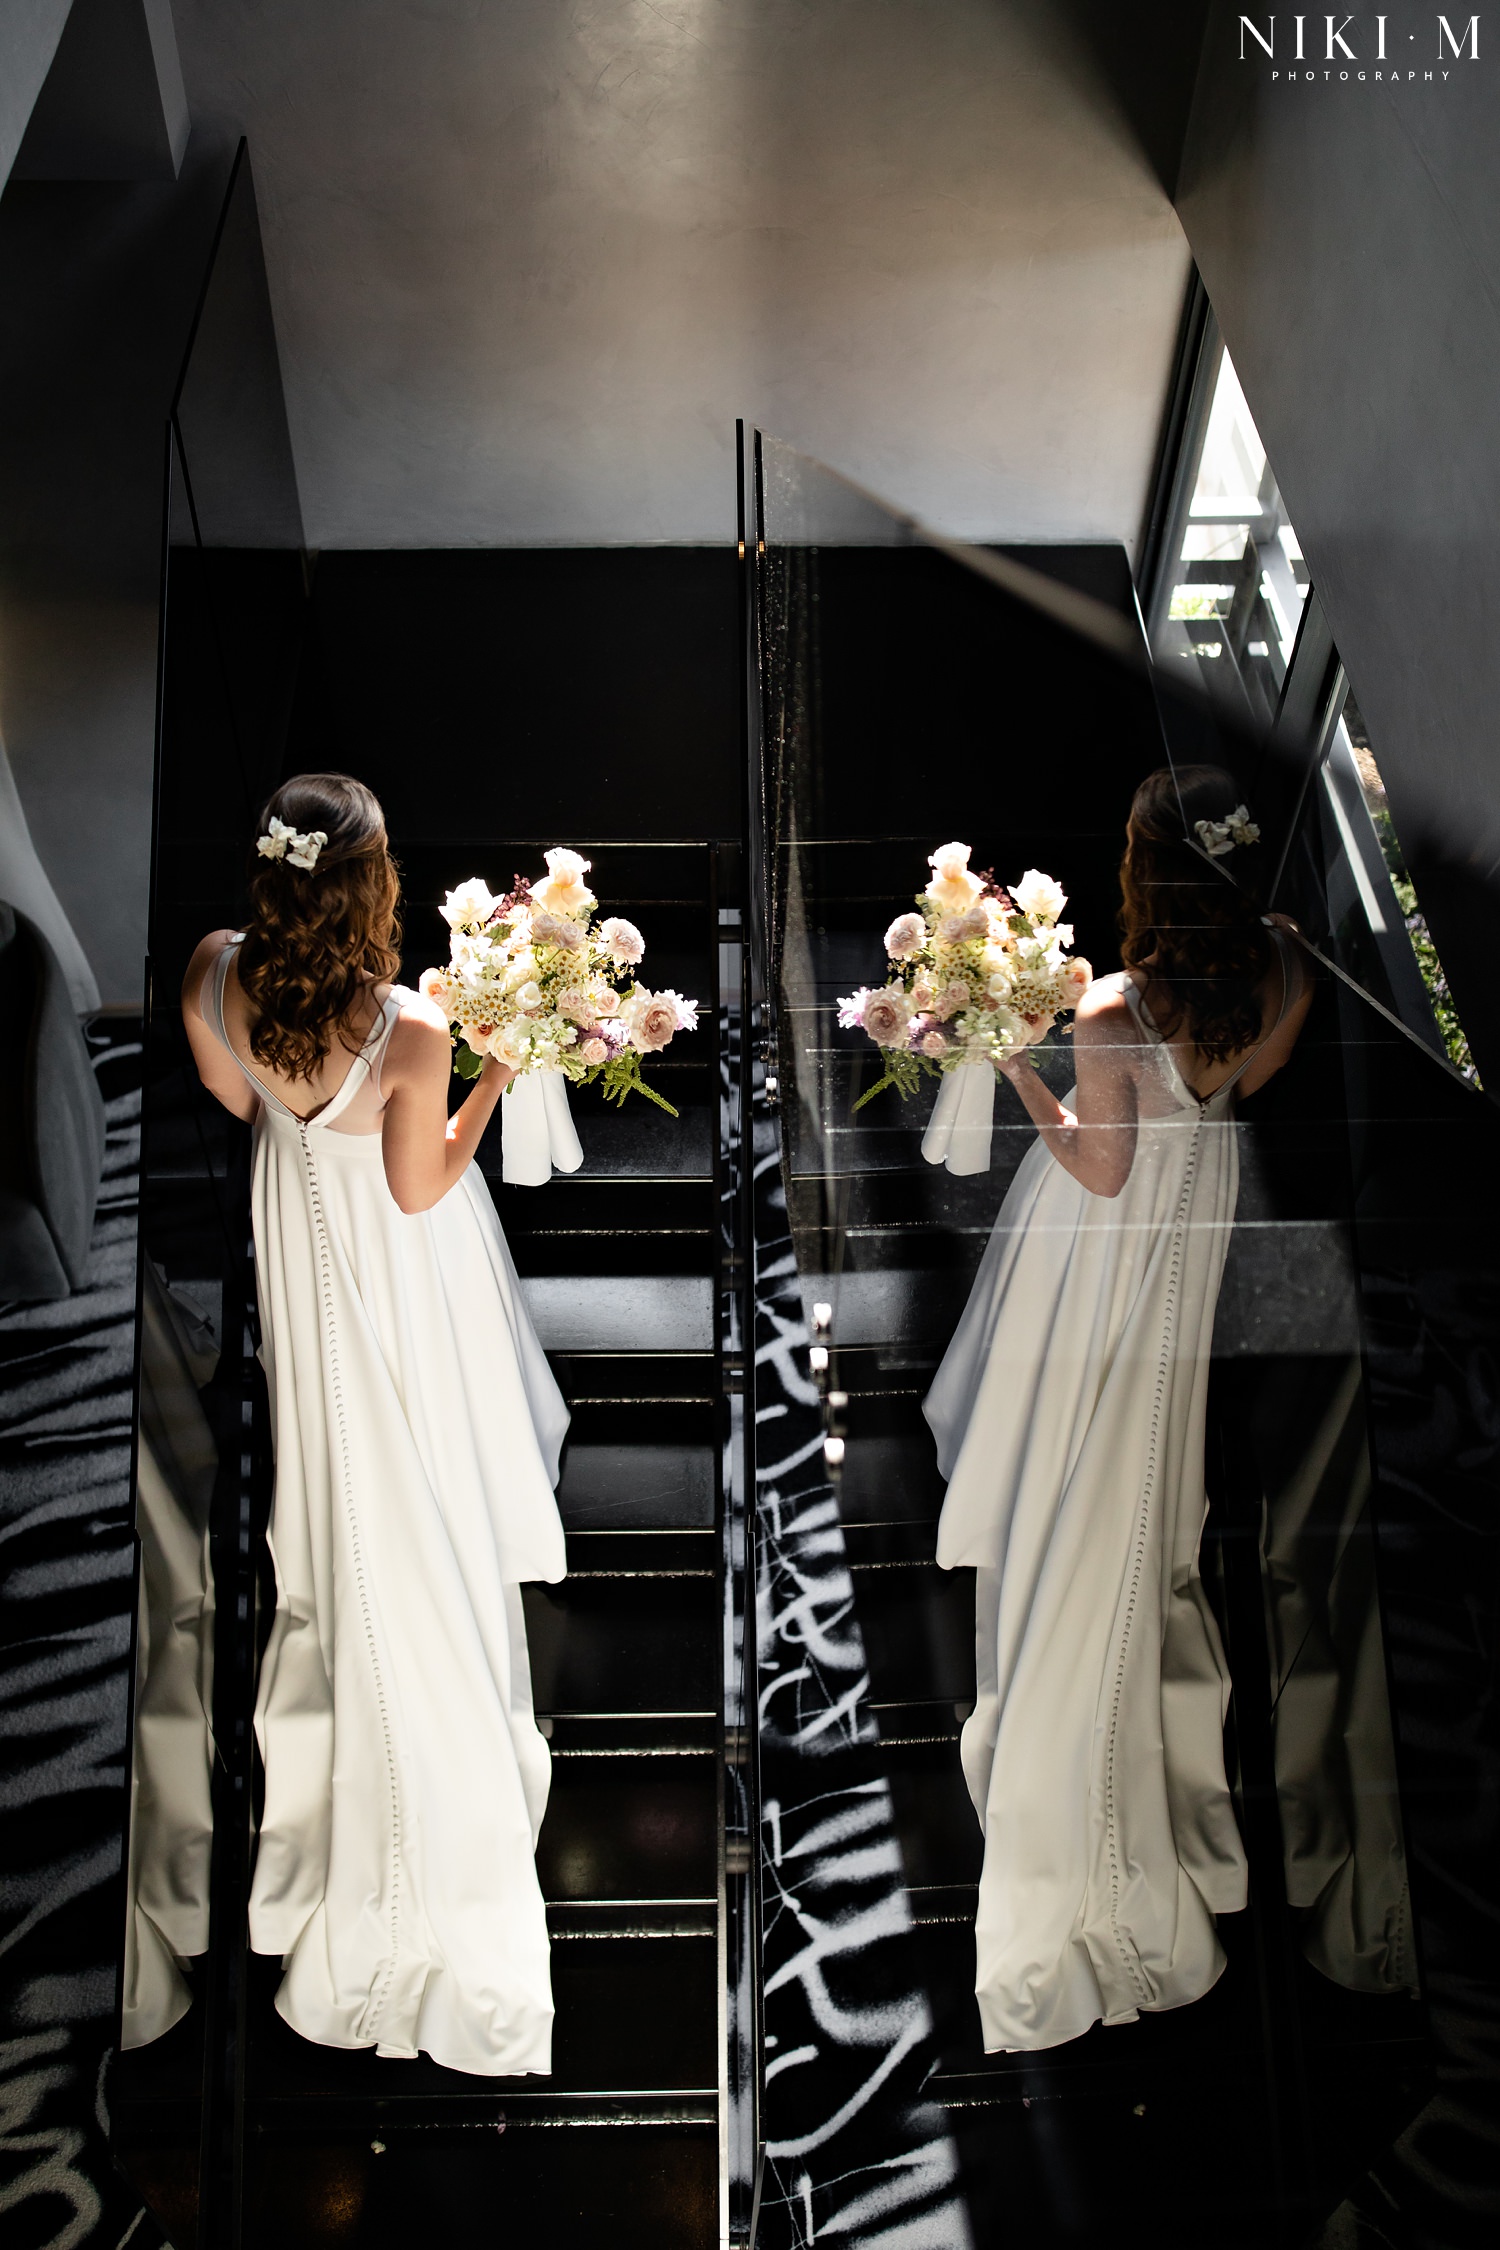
[925,765,1313,2054]
[182,773,567,2075]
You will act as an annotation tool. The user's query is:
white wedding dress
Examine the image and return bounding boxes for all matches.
[925,943,1294,2053]
[202,943,568,2075]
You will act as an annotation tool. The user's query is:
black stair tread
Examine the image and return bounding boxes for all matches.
[880,1748,983,1892]
[524,1570,717,1718]
[552,1354,715,1405]
[837,1547,975,1706]
[479,1113,714,1182]
[539,1757,717,1903]
[510,1235,714,1280]
[835,1432,944,1526]
[557,1439,714,1531]
[501,1174,716,1223]
[241,2118,718,2250]
[243,1941,717,2101]
[521,1274,713,1353]
[559,1527,714,1567]
[563,1400,713,1455]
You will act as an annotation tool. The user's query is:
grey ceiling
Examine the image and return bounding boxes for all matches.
[170,0,1191,549]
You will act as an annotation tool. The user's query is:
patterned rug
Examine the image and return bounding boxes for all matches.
[0,1028,158,2250]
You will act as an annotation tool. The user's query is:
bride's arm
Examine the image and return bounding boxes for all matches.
[997,981,1139,1197]
[379,993,515,1214]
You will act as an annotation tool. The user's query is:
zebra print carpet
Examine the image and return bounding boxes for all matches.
[750,1100,973,2250]
[0,1029,157,2250]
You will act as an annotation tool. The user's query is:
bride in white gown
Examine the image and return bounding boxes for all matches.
[182,773,568,2076]
[925,765,1312,2054]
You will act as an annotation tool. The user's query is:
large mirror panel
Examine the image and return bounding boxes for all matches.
[747,431,1443,2246]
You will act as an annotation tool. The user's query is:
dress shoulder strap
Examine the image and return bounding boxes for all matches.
[366,986,407,1101]
[203,939,243,1054]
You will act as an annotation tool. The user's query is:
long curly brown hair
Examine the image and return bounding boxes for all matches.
[1119,764,1273,1065]
[238,774,402,1082]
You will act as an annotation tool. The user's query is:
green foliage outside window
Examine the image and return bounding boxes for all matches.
[1371,807,1480,1086]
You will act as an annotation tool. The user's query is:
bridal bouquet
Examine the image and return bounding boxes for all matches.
[420,849,698,1115]
[837,842,1092,1110]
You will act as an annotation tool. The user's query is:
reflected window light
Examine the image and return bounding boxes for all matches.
[1181,523,1249,564]
[1278,523,1304,567]
[1169,584,1235,619]
[1259,570,1296,661]
[1193,351,1266,510]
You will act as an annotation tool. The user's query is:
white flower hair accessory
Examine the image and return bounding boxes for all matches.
[257,814,329,872]
[1193,804,1261,858]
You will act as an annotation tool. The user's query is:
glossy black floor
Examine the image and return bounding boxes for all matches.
[112,842,727,2246]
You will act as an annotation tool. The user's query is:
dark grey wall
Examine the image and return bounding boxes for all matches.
[1172,3,1500,1061]
[0,136,233,1005]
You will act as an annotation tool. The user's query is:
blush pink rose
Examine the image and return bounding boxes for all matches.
[631,996,679,1051]
[581,1036,609,1065]
[884,911,925,959]
[861,987,911,1047]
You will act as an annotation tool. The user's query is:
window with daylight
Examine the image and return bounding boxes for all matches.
[1147,290,1480,1088]
[1164,345,1309,724]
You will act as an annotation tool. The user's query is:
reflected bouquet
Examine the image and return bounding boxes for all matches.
[420,849,698,1114]
[837,842,1092,1109]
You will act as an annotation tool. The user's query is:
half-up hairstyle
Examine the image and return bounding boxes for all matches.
[1119,764,1273,1065]
[238,773,402,1082]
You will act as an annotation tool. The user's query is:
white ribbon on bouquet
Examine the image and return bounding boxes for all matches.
[500,1071,585,1186]
[920,1057,995,1176]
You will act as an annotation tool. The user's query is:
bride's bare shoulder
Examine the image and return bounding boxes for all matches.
[182,927,242,1013]
[1074,974,1135,1033]
[384,988,453,1075]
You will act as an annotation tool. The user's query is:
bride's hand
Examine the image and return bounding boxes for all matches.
[480,1054,516,1092]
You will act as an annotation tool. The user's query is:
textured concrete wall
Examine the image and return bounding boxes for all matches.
[1175,2,1500,1057]
[169,0,1191,549]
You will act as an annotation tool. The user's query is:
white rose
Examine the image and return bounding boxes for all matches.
[515,980,544,1012]
[441,878,500,932]
[928,842,972,882]
[1013,869,1067,924]
[493,1020,534,1068]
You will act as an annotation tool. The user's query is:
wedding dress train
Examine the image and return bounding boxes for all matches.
[203,944,568,2075]
[925,950,1292,2053]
